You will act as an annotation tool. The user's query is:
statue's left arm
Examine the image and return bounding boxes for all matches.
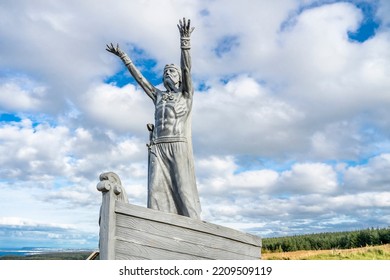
[178,18,195,98]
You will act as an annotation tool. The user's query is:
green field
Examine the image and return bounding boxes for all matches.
[262,244,390,260]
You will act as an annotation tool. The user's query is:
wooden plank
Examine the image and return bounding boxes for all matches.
[115,239,210,260]
[115,201,262,247]
[98,189,117,259]
[116,214,260,258]
[86,251,100,260]
[116,251,149,260]
[116,225,256,259]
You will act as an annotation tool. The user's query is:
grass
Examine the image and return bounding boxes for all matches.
[262,244,390,260]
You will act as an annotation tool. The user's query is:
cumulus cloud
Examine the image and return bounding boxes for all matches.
[0,217,75,230]
[278,163,338,194]
[280,3,390,114]
[193,75,305,157]
[0,119,70,181]
[0,117,149,181]
[196,152,390,236]
[0,77,47,112]
[377,0,390,27]
[344,153,390,192]
[80,83,154,135]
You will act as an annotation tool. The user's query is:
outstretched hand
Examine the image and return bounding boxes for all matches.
[177,17,194,38]
[106,43,125,57]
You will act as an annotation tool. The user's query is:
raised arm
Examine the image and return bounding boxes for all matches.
[177,18,194,97]
[106,43,156,102]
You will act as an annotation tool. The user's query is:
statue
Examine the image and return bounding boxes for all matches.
[106,18,201,219]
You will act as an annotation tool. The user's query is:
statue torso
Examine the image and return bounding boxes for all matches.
[153,90,191,140]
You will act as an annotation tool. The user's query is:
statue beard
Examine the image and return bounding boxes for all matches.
[163,76,180,92]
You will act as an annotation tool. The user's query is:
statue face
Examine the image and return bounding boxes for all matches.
[163,67,180,85]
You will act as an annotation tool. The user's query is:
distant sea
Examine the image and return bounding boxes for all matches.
[0,247,94,257]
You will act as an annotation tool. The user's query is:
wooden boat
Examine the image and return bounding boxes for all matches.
[97,172,262,260]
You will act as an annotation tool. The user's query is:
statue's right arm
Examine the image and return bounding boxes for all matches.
[106,43,156,102]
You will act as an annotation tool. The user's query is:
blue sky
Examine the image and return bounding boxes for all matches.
[1,0,390,249]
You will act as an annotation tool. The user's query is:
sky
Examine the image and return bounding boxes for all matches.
[1,0,390,249]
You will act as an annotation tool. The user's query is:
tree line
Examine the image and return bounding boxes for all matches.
[262,227,390,252]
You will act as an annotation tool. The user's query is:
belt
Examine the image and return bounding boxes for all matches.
[150,136,187,145]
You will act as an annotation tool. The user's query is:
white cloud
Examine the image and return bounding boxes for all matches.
[196,156,278,196]
[0,217,75,230]
[196,155,237,178]
[192,0,297,77]
[278,163,338,193]
[377,0,390,27]
[344,153,390,192]
[309,121,363,160]
[0,77,47,112]
[230,170,279,190]
[193,76,305,157]
[331,192,390,209]
[256,2,390,131]
[80,83,154,135]
[280,2,361,68]
[0,119,70,181]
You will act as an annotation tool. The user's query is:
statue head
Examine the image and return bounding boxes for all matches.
[163,64,181,91]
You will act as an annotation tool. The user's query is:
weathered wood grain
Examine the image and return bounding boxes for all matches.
[115,201,262,246]
[115,239,210,260]
[116,214,260,258]
[116,224,256,259]
[98,188,117,259]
